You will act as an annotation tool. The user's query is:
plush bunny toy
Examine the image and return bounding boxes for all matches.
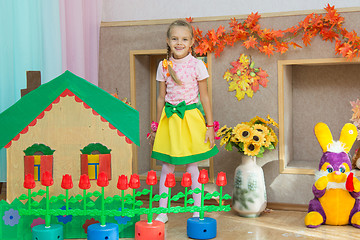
[305,122,360,228]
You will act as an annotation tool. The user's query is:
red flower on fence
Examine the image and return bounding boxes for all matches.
[97,172,109,187]
[117,175,129,190]
[181,172,192,187]
[41,171,54,186]
[129,174,140,189]
[198,169,209,184]
[216,172,227,186]
[61,174,73,189]
[79,174,91,190]
[146,170,157,186]
[165,173,176,188]
[24,174,35,189]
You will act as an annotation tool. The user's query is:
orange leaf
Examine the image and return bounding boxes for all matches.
[345,48,358,61]
[245,12,261,28]
[186,17,193,23]
[229,18,239,29]
[338,42,353,57]
[243,36,258,49]
[320,27,339,42]
[276,42,289,54]
[259,44,275,57]
[216,25,226,38]
[251,81,259,92]
[257,68,269,79]
[258,76,269,88]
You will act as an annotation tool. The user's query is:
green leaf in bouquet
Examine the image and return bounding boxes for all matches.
[187,198,195,205]
[31,192,38,197]
[268,144,275,150]
[86,192,93,198]
[160,192,168,198]
[135,200,143,207]
[75,194,83,201]
[225,142,233,151]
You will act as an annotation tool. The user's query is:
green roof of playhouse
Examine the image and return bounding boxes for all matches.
[0,71,140,148]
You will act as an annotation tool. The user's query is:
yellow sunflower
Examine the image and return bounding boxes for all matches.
[234,124,253,143]
[253,124,270,136]
[267,114,279,128]
[244,141,261,156]
[264,135,272,147]
[220,131,232,146]
[217,125,230,137]
[268,129,278,147]
[249,116,267,125]
[251,129,266,146]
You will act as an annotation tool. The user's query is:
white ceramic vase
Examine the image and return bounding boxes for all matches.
[232,154,267,217]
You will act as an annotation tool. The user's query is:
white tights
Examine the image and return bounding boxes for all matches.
[157,162,202,218]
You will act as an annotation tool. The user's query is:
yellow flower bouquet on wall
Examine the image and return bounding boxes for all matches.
[217,115,278,157]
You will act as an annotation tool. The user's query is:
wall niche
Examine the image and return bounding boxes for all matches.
[278,58,360,174]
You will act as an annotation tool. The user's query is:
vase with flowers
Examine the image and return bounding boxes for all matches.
[217,115,278,217]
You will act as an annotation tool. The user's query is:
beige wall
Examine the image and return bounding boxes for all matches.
[7,96,132,202]
[99,11,360,205]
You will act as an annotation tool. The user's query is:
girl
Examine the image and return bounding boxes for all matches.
[150,19,219,223]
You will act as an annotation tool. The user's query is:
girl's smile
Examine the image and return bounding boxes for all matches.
[167,26,194,59]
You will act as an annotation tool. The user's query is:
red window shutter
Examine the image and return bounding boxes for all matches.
[81,154,88,175]
[24,156,34,176]
[40,155,53,180]
[99,154,111,180]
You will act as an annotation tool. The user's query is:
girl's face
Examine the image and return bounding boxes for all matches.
[167,26,194,59]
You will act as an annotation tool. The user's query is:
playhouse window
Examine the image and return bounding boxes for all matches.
[80,143,112,180]
[24,144,55,181]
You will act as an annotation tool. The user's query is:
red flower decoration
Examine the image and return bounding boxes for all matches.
[97,172,109,187]
[79,174,91,190]
[117,175,129,190]
[82,218,100,234]
[41,171,54,186]
[146,170,157,186]
[181,172,192,187]
[216,172,227,186]
[165,173,176,188]
[198,169,209,184]
[61,174,73,190]
[24,174,36,189]
[129,174,140,189]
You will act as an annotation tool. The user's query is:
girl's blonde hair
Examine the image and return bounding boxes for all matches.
[166,20,196,85]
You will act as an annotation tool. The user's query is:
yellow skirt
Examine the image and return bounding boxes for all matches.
[151,107,219,165]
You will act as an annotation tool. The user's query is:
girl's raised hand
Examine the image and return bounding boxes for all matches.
[205,127,215,148]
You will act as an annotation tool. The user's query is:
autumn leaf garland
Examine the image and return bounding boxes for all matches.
[224,54,268,101]
[189,4,360,60]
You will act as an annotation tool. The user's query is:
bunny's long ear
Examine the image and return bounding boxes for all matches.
[314,122,333,152]
[339,123,358,153]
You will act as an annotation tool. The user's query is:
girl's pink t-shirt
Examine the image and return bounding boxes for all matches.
[156,54,209,105]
